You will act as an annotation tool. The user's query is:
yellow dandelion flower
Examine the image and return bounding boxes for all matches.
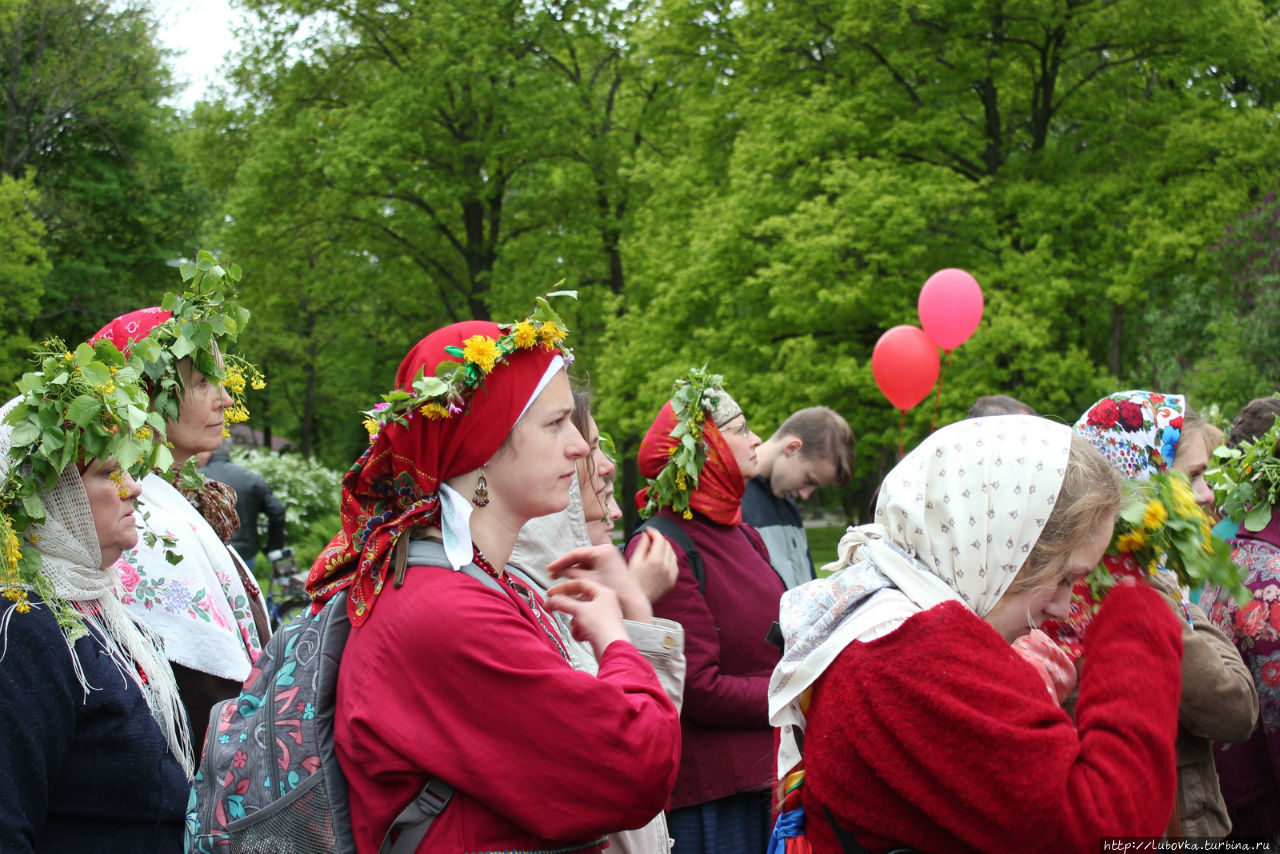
[363,417,379,437]
[512,321,539,350]
[1169,478,1199,517]
[1117,530,1148,552]
[462,335,499,374]
[419,402,450,420]
[538,323,567,346]
[1141,499,1167,531]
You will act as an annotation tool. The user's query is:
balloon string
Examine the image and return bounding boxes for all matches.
[929,350,949,433]
[898,408,906,458]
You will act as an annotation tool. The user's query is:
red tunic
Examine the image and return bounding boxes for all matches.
[336,565,681,853]
[637,508,785,808]
[801,583,1183,853]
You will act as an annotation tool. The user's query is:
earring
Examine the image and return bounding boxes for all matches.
[472,470,490,508]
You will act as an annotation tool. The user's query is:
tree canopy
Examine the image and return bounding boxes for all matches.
[4,0,1279,522]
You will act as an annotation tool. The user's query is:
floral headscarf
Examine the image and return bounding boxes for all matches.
[307,320,564,626]
[89,307,172,357]
[1074,390,1186,479]
[769,415,1072,774]
[1043,390,1190,659]
[636,401,746,527]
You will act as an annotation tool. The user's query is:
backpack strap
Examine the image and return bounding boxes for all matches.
[381,777,455,854]
[822,803,919,854]
[406,538,502,592]
[630,515,705,593]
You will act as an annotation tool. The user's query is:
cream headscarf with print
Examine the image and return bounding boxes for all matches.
[768,415,1071,775]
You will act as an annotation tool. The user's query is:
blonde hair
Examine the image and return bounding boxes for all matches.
[1003,434,1121,596]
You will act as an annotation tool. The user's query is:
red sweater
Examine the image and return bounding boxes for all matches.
[802,583,1182,853]
[635,508,785,808]
[336,565,681,853]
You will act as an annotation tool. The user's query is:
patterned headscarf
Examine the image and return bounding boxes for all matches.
[1073,390,1186,478]
[1043,390,1189,659]
[636,401,747,527]
[89,307,172,357]
[307,320,563,626]
[768,415,1073,775]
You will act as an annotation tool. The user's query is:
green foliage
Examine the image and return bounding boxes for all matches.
[1089,473,1247,605]
[0,0,207,348]
[638,366,724,520]
[1208,414,1280,533]
[0,174,48,381]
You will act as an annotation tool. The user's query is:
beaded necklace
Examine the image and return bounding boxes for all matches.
[473,548,571,664]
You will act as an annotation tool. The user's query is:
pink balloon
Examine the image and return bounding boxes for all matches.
[918,268,984,351]
[872,325,940,411]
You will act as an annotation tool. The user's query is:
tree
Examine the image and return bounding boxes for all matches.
[0,0,206,350]
[0,173,48,380]
[600,0,1280,515]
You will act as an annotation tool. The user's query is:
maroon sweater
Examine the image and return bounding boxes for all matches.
[802,584,1183,853]
[630,507,785,809]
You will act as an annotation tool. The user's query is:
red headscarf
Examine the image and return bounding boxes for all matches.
[89,307,172,356]
[307,320,562,625]
[636,401,746,527]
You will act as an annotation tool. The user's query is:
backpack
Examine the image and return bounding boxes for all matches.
[186,539,503,854]
[628,514,705,593]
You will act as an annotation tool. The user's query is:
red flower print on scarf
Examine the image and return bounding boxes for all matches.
[1087,399,1120,429]
[1116,400,1145,431]
[1236,600,1267,637]
[1262,659,1280,687]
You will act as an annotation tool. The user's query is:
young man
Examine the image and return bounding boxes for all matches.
[741,406,854,588]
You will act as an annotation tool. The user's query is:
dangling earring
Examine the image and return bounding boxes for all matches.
[472,470,490,508]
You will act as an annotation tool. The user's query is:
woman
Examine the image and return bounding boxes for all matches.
[510,388,685,854]
[1200,396,1280,841]
[626,368,784,854]
[1047,390,1258,837]
[90,307,270,739]
[306,311,681,853]
[0,349,192,850]
[769,415,1183,852]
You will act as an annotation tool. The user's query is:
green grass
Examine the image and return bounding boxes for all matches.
[805,524,848,576]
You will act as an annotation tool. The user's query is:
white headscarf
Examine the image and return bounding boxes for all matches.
[0,398,194,779]
[768,415,1071,775]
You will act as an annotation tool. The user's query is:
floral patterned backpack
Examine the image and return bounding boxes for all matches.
[186,541,499,853]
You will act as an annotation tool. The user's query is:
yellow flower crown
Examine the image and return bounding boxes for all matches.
[1087,471,1246,604]
[363,291,576,438]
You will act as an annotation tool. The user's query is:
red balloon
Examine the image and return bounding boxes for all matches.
[918,268,984,351]
[872,325,940,410]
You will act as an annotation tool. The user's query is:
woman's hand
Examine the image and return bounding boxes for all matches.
[545,578,629,658]
[627,528,678,604]
[547,544,653,623]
